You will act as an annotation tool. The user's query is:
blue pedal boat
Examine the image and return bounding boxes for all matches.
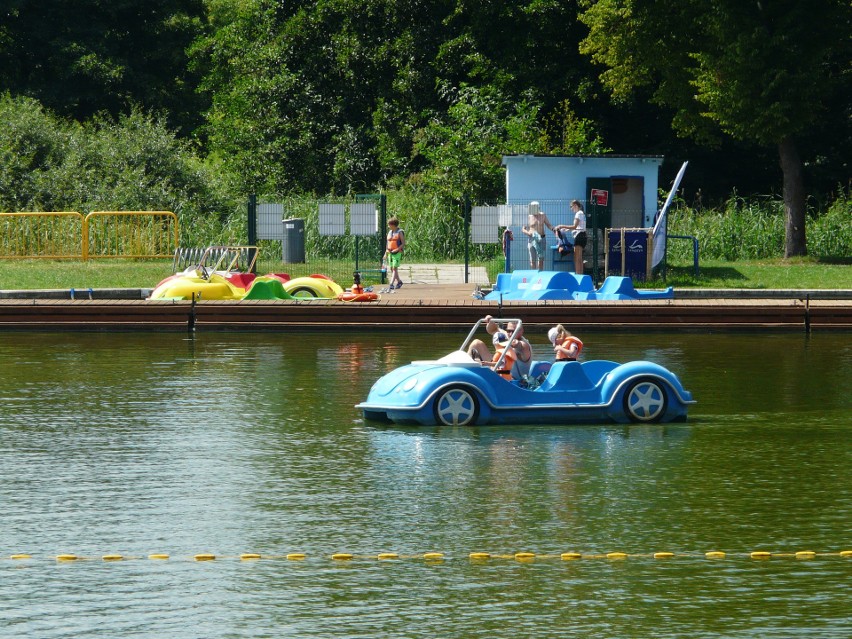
[357,318,695,426]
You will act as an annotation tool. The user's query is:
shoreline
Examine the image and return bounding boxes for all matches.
[0,285,850,331]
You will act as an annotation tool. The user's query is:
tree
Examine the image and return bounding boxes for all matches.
[195,0,453,195]
[579,0,851,257]
[0,0,207,134]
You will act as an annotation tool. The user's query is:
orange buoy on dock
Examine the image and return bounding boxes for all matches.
[338,272,380,302]
[338,291,379,302]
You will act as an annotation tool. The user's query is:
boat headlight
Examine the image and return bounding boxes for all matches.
[402,377,418,392]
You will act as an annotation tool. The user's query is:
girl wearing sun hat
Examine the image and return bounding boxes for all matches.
[548,324,583,361]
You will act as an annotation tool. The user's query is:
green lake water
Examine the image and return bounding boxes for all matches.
[0,330,850,638]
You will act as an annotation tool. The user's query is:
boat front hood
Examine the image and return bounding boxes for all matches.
[362,351,483,403]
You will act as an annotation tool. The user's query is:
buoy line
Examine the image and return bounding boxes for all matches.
[3,550,850,564]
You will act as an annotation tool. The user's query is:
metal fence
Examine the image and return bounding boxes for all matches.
[475,200,610,282]
[0,212,85,259]
[245,197,651,286]
[249,196,499,286]
[0,211,179,260]
[85,211,178,259]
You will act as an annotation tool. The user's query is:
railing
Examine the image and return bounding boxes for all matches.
[0,211,179,260]
[0,212,85,259]
[668,234,700,276]
[84,211,179,260]
[172,245,258,275]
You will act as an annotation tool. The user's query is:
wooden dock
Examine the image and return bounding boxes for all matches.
[0,286,849,331]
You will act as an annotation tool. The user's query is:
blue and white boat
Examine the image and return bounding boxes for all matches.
[357,318,695,426]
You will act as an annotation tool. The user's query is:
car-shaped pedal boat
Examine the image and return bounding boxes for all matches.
[149,245,344,300]
[357,318,695,426]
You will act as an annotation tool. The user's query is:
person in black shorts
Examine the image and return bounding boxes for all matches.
[554,199,587,274]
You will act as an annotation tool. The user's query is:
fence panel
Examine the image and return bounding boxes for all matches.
[252,197,386,284]
[250,197,500,286]
[501,199,619,278]
[0,212,85,259]
[85,211,179,260]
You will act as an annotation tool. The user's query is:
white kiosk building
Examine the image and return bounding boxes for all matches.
[498,154,665,275]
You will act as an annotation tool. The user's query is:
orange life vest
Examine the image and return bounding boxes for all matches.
[492,345,517,380]
[556,336,584,361]
[386,229,404,253]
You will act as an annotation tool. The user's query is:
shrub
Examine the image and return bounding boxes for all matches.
[0,94,243,246]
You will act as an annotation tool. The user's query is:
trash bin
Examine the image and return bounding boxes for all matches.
[282,218,305,263]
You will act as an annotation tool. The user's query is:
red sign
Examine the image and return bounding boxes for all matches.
[591,188,609,206]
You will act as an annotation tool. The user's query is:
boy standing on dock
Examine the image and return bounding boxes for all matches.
[384,216,405,291]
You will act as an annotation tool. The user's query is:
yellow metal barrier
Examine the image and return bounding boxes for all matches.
[0,212,85,259]
[0,210,180,260]
[84,211,179,260]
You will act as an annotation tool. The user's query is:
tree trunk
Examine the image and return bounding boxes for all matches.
[778,136,807,257]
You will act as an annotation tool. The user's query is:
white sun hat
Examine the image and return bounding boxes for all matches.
[547,326,560,345]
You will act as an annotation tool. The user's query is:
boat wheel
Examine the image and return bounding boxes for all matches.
[433,385,479,426]
[623,378,668,423]
[288,286,318,298]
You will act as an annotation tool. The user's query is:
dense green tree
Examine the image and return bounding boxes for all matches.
[0,0,207,134]
[414,87,608,202]
[579,0,851,256]
[195,0,613,197]
[0,92,67,211]
[195,0,451,195]
[436,0,597,113]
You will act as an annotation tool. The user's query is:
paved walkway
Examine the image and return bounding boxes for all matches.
[374,263,488,300]
[393,263,490,286]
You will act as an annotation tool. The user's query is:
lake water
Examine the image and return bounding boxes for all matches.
[1,330,850,639]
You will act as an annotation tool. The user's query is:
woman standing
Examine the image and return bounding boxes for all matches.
[555,200,587,274]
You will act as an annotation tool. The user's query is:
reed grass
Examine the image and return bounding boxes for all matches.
[665,191,851,261]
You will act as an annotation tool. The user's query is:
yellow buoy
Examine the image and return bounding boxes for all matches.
[514,552,535,561]
[422,552,444,561]
[653,552,675,559]
[149,553,169,560]
[377,553,399,560]
[839,550,852,557]
[102,554,124,561]
[795,551,815,559]
[561,552,582,560]
[10,554,31,560]
[286,553,306,561]
[56,554,78,562]
[705,551,726,559]
[750,551,771,559]
[331,553,353,561]
[194,553,216,561]
[606,552,628,560]
[469,552,491,560]
[240,553,261,560]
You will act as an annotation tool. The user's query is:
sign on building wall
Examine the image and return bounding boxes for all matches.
[590,189,609,206]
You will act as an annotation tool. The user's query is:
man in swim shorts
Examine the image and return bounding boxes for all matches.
[521,201,554,270]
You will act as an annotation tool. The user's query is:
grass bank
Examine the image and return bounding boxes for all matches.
[0,256,848,291]
[646,256,850,289]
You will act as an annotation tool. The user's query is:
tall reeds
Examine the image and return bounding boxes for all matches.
[666,190,850,261]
